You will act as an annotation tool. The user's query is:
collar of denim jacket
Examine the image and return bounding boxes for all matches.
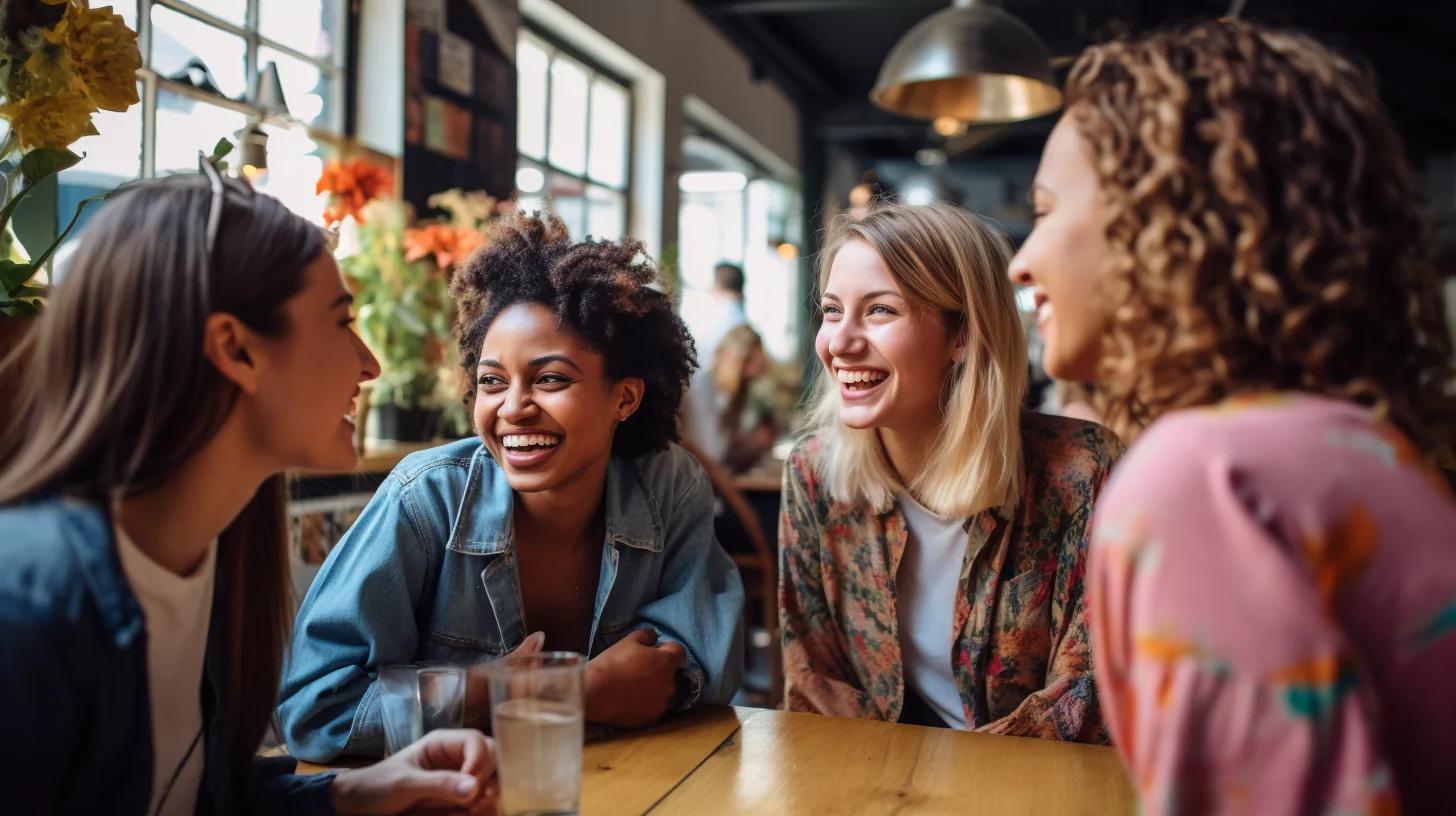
[449,445,664,554]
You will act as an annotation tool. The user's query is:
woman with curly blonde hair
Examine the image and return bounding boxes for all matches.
[1008,19,1456,814]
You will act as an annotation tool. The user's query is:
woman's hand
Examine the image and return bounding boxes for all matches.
[585,628,686,728]
[330,728,498,815]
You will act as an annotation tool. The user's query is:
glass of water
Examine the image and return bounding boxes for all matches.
[378,664,466,755]
[487,652,587,816]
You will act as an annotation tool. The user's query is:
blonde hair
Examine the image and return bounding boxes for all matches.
[805,203,1027,518]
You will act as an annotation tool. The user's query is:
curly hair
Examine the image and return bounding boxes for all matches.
[450,212,696,459]
[1067,19,1456,463]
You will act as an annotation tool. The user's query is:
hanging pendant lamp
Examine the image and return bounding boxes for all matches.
[871,0,1062,125]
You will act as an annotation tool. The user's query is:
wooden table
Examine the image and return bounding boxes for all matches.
[278,706,1135,815]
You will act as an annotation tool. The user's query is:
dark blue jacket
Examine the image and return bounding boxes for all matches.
[0,496,335,814]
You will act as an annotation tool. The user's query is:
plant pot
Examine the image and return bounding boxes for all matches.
[370,403,441,443]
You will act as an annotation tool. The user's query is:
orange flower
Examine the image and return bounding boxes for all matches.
[404,223,484,269]
[317,157,393,224]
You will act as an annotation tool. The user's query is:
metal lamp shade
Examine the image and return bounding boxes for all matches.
[871,0,1063,124]
[251,62,290,117]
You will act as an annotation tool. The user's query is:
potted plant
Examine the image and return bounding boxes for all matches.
[406,188,501,437]
[0,0,141,420]
[320,160,503,443]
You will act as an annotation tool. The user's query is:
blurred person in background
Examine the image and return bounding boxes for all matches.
[1011,19,1456,814]
[685,324,778,473]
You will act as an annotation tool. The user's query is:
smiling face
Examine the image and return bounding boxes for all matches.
[247,252,380,472]
[1007,114,1114,382]
[473,302,643,494]
[815,239,958,432]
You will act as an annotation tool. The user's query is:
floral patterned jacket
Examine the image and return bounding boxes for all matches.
[779,411,1122,743]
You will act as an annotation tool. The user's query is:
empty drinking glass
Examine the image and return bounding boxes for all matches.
[487,652,587,816]
[377,663,466,755]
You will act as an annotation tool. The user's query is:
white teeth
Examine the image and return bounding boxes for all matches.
[835,369,888,384]
[343,414,356,426]
[501,434,560,448]
[1036,301,1053,324]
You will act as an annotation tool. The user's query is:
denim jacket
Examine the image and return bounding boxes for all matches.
[278,439,745,762]
[0,497,334,815]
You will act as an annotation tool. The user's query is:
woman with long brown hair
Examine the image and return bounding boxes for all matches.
[0,165,497,815]
[1009,19,1456,813]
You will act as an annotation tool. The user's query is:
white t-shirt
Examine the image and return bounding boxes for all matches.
[114,524,217,816]
[894,493,969,729]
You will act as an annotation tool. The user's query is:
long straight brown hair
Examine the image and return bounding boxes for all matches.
[0,173,325,786]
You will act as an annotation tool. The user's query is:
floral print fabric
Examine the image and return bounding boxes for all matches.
[780,411,1123,743]
[1090,394,1456,814]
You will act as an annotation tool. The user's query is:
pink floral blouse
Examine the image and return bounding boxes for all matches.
[1090,394,1456,814]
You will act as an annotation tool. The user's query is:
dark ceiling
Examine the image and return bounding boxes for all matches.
[690,0,1456,166]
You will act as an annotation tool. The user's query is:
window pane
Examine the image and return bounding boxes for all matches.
[585,184,624,241]
[260,0,339,60]
[516,37,548,160]
[54,90,143,271]
[155,90,248,175]
[515,158,546,198]
[259,47,332,126]
[115,0,138,29]
[547,56,588,176]
[151,5,248,99]
[547,172,585,238]
[173,0,247,27]
[253,123,330,222]
[588,78,627,189]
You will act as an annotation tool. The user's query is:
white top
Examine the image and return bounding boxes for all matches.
[894,493,970,729]
[114,523,217,816]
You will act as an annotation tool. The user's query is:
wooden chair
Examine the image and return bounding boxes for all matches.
[680,441,783,709]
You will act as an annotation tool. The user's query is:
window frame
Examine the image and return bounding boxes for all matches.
[134,0,347,177]
[516,23,634,237]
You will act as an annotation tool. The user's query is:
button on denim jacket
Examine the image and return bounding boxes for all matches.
[278,439,746,761]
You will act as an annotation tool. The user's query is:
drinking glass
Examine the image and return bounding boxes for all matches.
[487,652,587,816]
[378,663,466,755]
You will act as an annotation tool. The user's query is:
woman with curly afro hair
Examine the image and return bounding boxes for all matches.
[1008,19,1456,814]
[280,214,744,761]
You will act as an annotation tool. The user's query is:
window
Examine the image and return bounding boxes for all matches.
[677,131,802,363]
[58,0,345,254]
[514,29,630,241]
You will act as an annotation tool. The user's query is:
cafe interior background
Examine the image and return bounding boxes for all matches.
[5,0,1456,709]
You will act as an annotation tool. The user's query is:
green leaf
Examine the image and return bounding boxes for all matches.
[25,191,110,274]
[19,147,82,185]
[208,137,234,168]
[395,305,429,336]
[10,284,48,299]
[1,299,41,318]
[0,259,34,293]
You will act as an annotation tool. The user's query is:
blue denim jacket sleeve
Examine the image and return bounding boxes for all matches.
[632,459,745,709]
[279,474,437,762]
